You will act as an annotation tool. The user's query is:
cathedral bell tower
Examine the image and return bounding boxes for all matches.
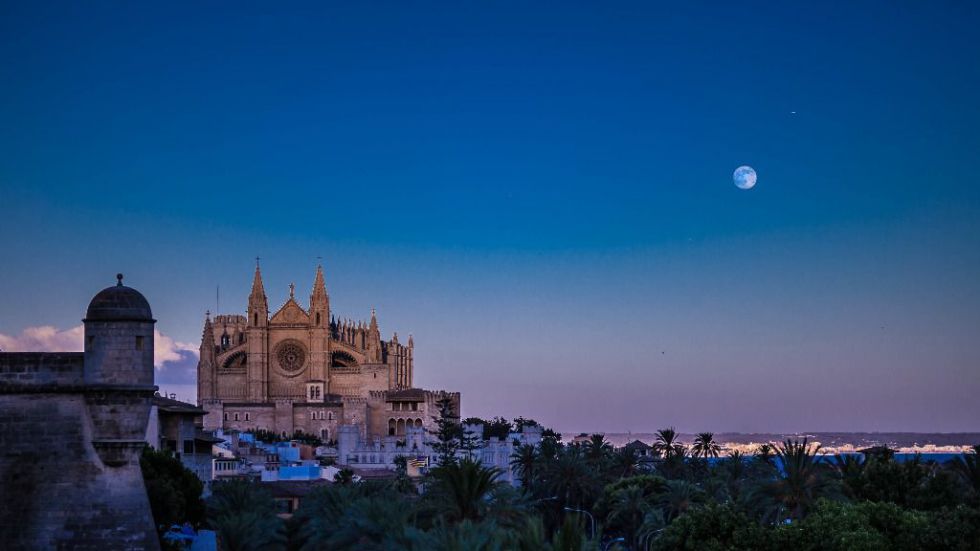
[308,264,329,399]
[246,259,269,400]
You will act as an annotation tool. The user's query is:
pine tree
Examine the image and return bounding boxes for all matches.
[428,395,463,467]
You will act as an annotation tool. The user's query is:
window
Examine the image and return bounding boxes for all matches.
[328,412,334,420]
[135,336,144,350]
[311,412,316,420]
[234,413,239,421]
[316,313,321,326]
[183,440,194,454]
[245,412,250,421]
[254,313,258,326]
[224,413,228,421]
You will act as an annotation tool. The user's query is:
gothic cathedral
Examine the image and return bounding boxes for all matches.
[197,262,459,441]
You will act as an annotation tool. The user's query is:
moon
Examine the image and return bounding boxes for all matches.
[733,165,757,190]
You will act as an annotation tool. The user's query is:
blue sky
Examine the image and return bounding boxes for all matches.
[2,2,979,432]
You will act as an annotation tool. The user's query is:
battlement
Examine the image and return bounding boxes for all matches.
[0,352,84,387]
[214,314,247,325]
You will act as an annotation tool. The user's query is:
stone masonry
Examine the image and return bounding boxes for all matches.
[0,275,160,550]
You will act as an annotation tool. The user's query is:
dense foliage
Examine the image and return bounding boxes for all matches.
[153,421,980,550]
[141,447,206,535]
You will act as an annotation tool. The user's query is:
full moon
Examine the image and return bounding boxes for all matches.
[733,165,757,190]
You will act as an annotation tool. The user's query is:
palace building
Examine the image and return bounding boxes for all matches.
[197,262,459,441]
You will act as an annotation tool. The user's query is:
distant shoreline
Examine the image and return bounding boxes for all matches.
[571,431,980,453]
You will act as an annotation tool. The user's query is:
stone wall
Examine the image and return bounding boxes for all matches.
[0,387,158,549]
[0,352,85,386]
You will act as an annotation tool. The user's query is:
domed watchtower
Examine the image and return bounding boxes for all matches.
[82,273,157,467]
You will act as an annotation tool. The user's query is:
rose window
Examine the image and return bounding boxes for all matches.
[275,341,306,372]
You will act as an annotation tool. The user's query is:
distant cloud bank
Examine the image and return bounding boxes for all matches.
[0,325,199,385]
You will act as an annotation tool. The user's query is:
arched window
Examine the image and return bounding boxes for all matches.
[311,412,316,420]
[331,351,357,368]
[254,313,258,326]
[316,313,321,326]
[328,412,334,420]
[234,413,239,421]
[224,413,228,421]
[245,412,250,421]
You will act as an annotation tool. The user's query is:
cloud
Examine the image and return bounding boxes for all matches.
[0,325,84,353]
[0,324,199,370]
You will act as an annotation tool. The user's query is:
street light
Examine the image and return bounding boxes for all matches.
[603,536,626,551]
[563,506,596,540]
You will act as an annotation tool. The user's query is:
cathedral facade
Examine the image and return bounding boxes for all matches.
[197,263,459,441]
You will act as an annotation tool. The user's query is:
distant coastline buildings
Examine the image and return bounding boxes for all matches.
[197,262,460,441]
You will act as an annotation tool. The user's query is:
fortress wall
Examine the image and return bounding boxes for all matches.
[0,352,84,386]
[0,391,158,550]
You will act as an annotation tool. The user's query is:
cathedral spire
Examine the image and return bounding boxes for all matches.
[248,258,268,327]
[313,263,326,293]
[201,311,214,347]
[369,307,378,332]
[250,258,267,302]
[310,263,329,329]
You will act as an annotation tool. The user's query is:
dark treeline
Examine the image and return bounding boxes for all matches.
[143,417,980,551]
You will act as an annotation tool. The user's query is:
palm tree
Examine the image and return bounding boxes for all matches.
[714,450,747,503]
[657,443,690,481]
[607,484,653,549]
[207,480,285,551]
[419,519,505,551]
[657,480,703,522]
[508,516,550,551]
[510,443,539,490]
[430,458,505,522]
[321,496,419,550]
[584,434,613,466]
[832,453,866,499]
[611,446,641,478]
[652,427,683,460]
[755,443,775,465]
[760,438,840,521]
[540,447,599,509]
[691,432,721,459]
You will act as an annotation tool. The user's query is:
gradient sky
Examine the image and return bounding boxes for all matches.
[2,2,979,433]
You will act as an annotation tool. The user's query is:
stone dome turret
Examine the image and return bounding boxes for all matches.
[84,273,154,322]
